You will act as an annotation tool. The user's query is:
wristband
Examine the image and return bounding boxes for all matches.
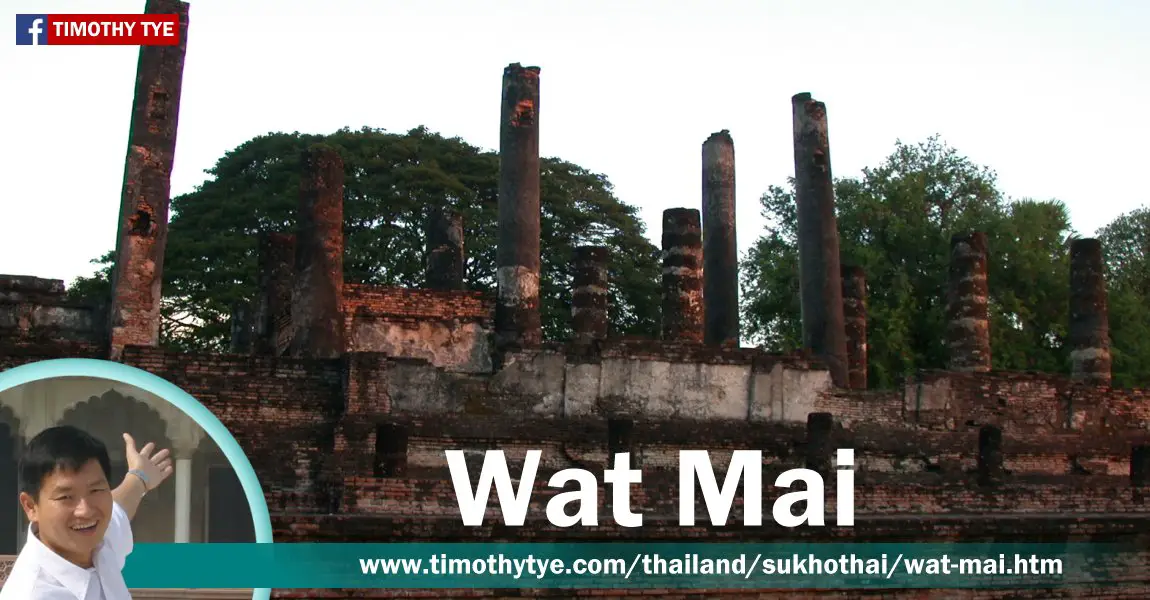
[128,469,150,493]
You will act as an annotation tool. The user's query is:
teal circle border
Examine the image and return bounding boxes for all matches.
[0,358,272,600]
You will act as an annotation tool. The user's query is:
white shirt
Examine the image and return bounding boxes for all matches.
[0,502,134,599]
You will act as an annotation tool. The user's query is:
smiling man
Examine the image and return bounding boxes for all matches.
[0,425,174,599]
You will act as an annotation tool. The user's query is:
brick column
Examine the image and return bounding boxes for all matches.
[841,265,868,389]
[426,208,465,290]
[252,232,296,356]
[107,0,190,360]
[947,232,991,372]
[791,93,849,387]
[1069,238,1112,384]
[495,63,543,352]
[661,208,704,342]
[572,246,609,345]
[291,145,345,359]
[327,352,390,491]
[702,130,739,346]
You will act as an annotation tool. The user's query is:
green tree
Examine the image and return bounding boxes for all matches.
[1096,206,1150,388]
[65,251,114,304]
[741,136,1077,388]
[70,126,660,351]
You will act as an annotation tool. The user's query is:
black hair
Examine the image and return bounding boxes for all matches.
[19,425,111,500]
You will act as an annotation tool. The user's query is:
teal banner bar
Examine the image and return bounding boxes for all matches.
[122,543,1134,589]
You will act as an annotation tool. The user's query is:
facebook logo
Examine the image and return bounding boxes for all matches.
[16,14,49,45]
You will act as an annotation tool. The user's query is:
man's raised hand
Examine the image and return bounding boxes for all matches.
[123,432,174,491]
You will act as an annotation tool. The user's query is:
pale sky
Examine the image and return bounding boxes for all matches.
[2,0,1147,287]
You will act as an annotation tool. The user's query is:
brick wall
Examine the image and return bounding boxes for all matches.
[906,370,1150,433]
[0,276,107,363]
[119,346,346,512]
[337,474,1150,521]
[814,390,905,427]
[0,340,104,371]
[342,285,494,373]
[343,284,492,323]
[5,311,1150,598]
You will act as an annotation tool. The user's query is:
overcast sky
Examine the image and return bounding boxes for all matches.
[2,0,1147,286]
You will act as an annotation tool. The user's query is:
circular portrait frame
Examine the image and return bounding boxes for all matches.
[0,358,273,600]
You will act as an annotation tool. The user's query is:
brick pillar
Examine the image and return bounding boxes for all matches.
[841,265,868,390]
[947,232,991,372]
[791,93,849,387]
[1132,446,1150,487]
[702,130,739,346]
[572,246,609,345]
[328,351,390,493]
[252,232,296,356]
[978,425,1003,485]
[495,63,543,352]
[291,145,345,359]
[806,412,834,473]
[425,208,465,290]
[1069,238,1112,384]
[107,0,190,360]
[661,208,704,342]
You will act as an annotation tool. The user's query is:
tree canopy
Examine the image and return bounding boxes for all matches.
[70,126,662,351]
[1096,207,1150,388]
[70,128,1148,388]
[740,135,1149,388]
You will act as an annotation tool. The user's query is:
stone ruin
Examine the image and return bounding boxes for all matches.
[2,1,1150,598]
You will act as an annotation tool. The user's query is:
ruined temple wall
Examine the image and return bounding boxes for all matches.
[89,349,1150,526]
[0,279,106,369]
[275,507,1150,543]
[0,276,106,349]
[0,307,100,341]
[6,337,1147,447]
[0,339,105,372]
[0,302,104,344]
[813,389,906,427]
[488,346,832,422]
[5,344,1148,524]
[110,349,1150,476]
[906,370,1150,433]
[341,284,493,373]
[119,347,345,510]
[848,426,1146,476]
[355,416,1147,485]
[340,475,1150,522]
[354,348,831,423]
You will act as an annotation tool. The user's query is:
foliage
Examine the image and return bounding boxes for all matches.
[741,136,1079,388]
[65,251,114,304]
[1096,207,1150,387]
[67,128,1150,389]
[69,126,661,351]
